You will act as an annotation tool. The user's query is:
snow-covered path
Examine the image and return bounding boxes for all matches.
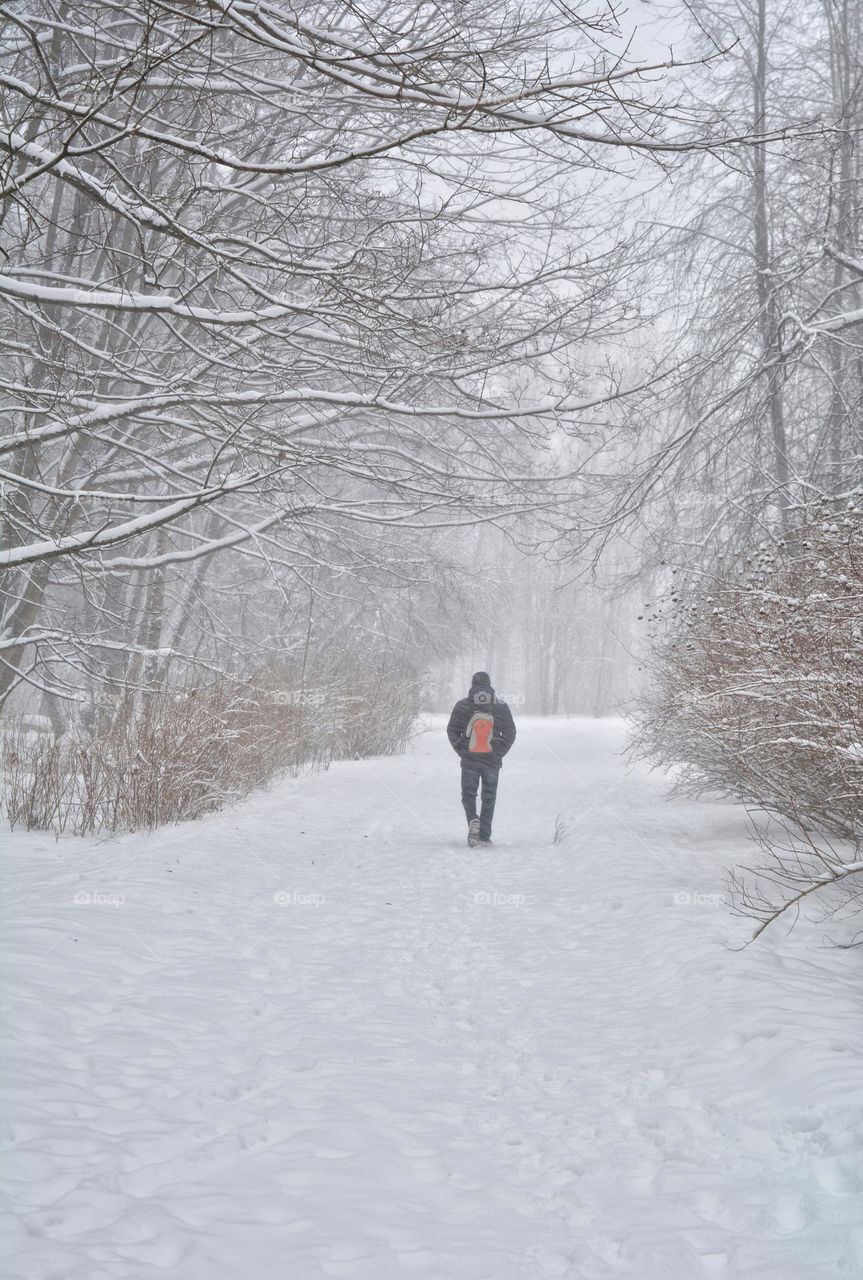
[3,717,862,1280]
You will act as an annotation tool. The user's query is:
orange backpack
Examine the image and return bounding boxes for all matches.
[465,710,495,753]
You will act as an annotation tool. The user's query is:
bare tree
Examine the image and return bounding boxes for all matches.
[1,0,742,718]
[579,0,860,574]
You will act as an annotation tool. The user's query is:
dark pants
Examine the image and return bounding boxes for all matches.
[460,758,500,840]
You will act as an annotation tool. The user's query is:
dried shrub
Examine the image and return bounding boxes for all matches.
[633,506,863,938]
[635,508,863,839]
[2,666,419,836]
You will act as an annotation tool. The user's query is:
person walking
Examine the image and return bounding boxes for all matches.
[446,671,516,847]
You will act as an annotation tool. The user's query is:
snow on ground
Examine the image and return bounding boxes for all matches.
[2,716,862,1280]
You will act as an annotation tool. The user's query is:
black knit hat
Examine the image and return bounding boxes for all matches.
[471,670,491,686]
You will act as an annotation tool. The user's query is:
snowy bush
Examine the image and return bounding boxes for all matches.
[635,508,863,838]
[634,506,863,934]
[2,667,418,836]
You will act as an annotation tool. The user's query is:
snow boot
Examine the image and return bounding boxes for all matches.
[467,818,481,848]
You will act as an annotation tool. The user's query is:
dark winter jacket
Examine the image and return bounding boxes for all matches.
[446,680,517,769]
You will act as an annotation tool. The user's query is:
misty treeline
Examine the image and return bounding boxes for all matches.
[1,0,861,886]
[619,0,863,938]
